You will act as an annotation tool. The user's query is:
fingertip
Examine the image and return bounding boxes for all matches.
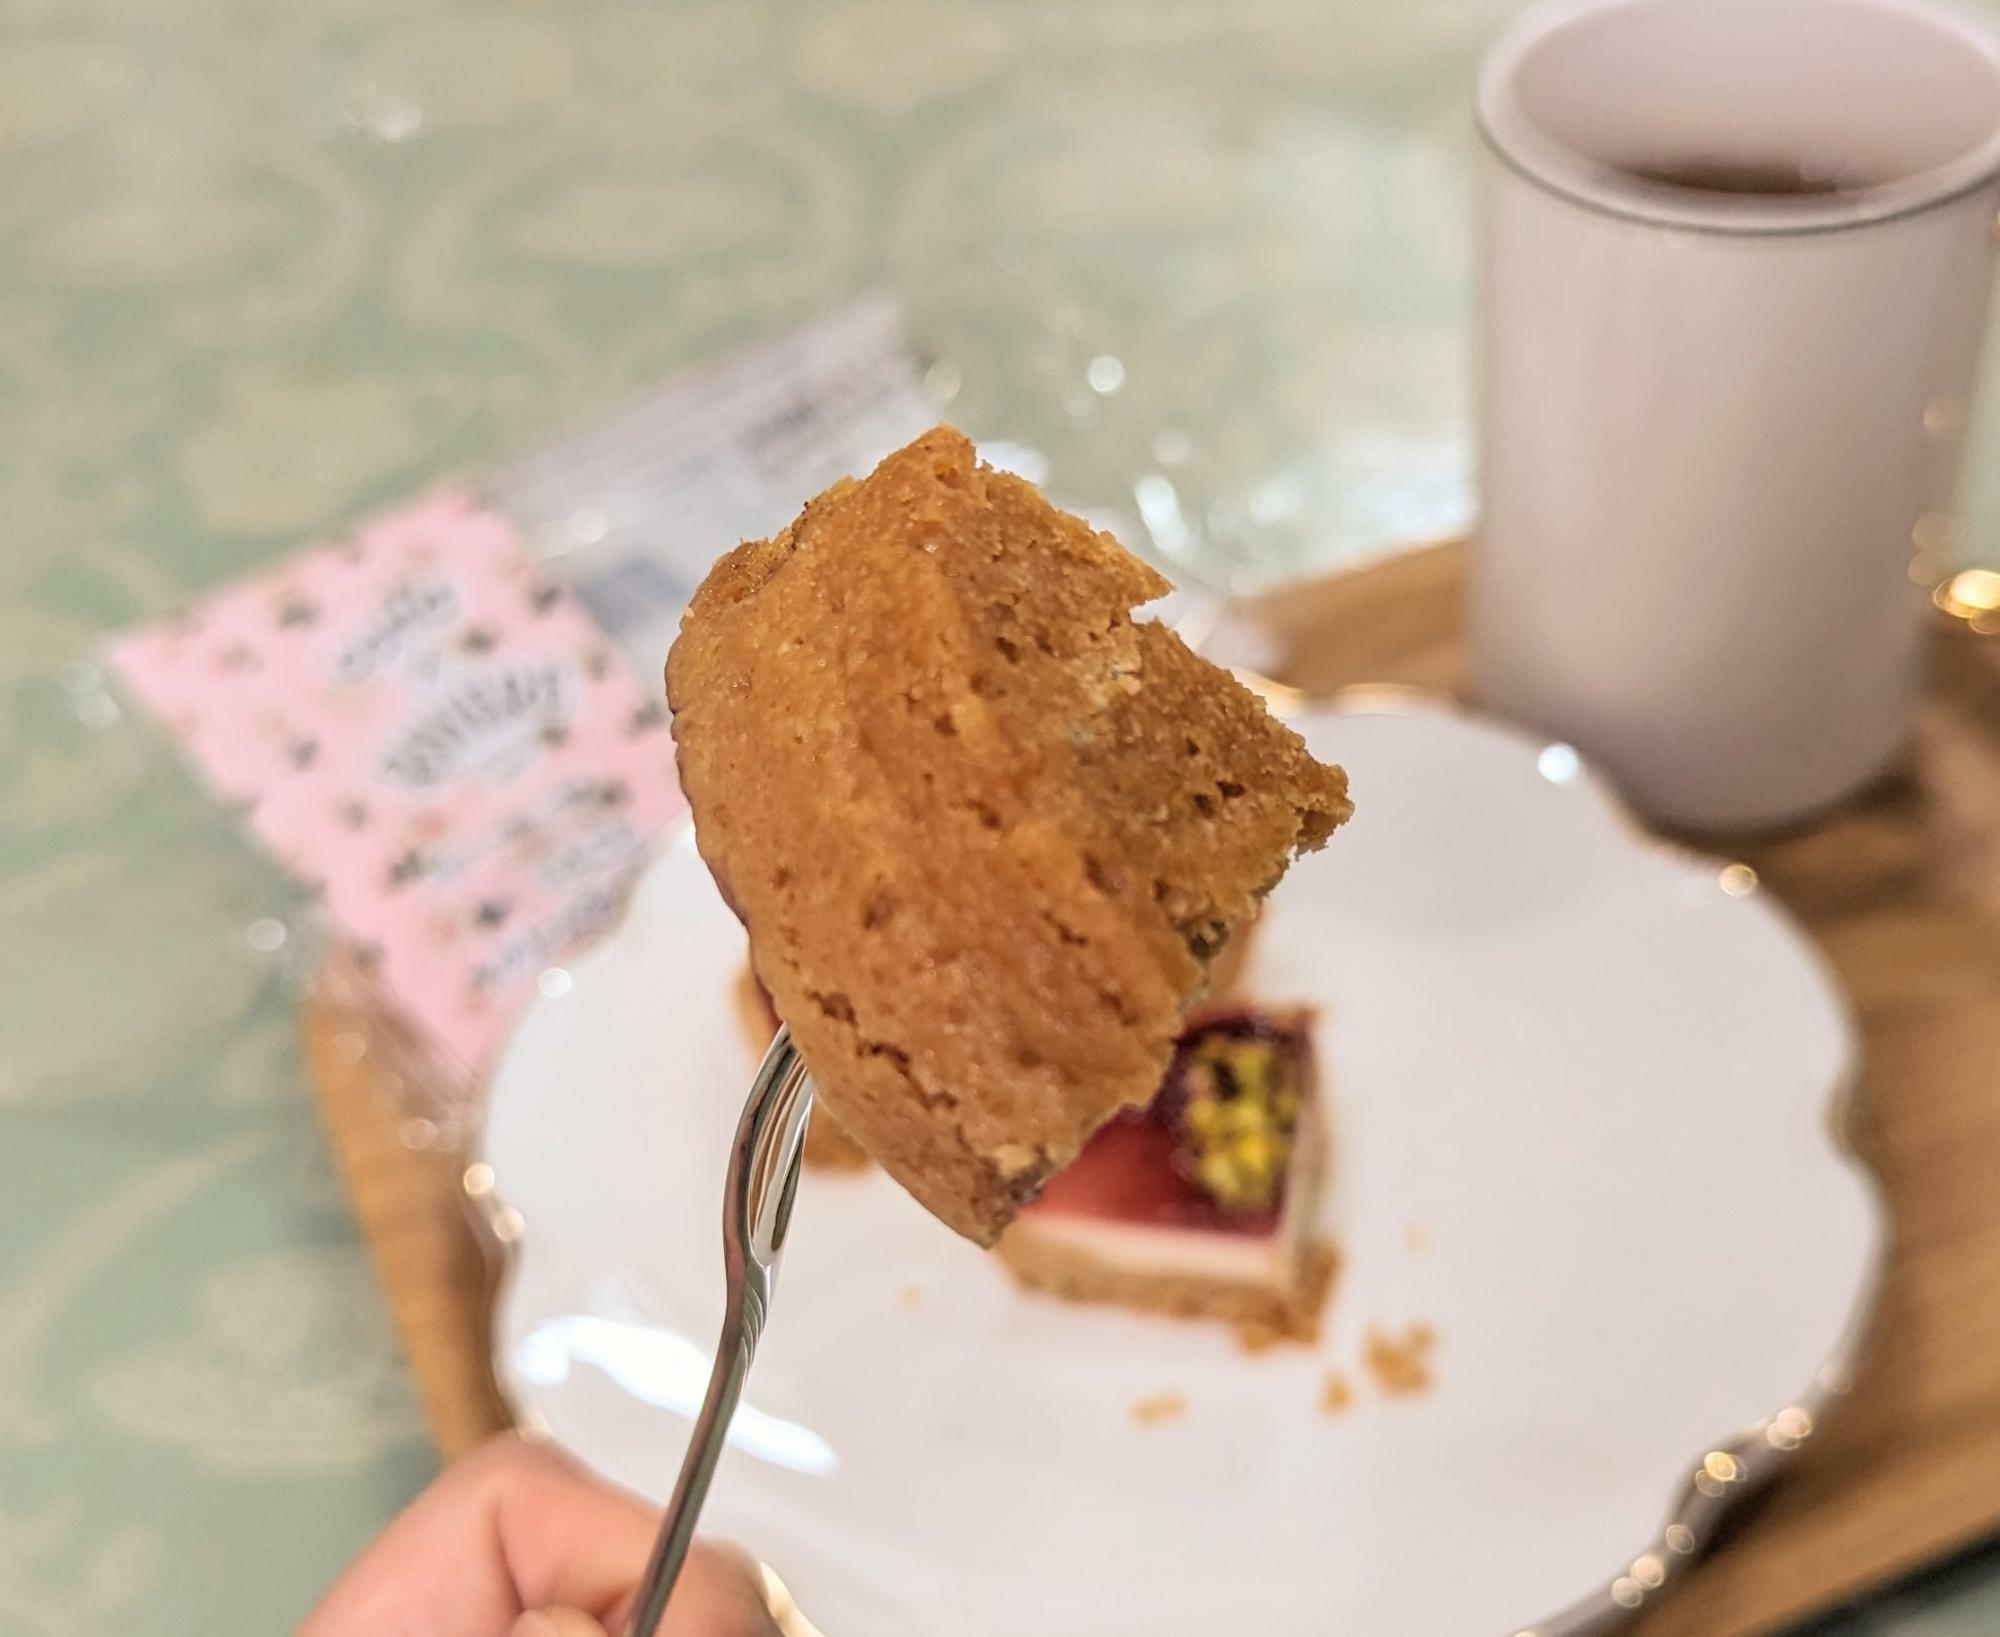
[508,1610,608,1637]
[706,1545,786,1637]
[614,1543,783,1637]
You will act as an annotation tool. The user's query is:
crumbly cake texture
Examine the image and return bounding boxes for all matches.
[733,940,1260,1179]
[1203,907,1258,1002]
[666,426,1351,1244]
[733,967,872,1170]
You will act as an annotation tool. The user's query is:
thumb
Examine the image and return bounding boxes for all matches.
[508,1613,609,1637]
[603,1543,783,1637]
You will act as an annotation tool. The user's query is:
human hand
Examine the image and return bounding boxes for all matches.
[298,1433,779,1637]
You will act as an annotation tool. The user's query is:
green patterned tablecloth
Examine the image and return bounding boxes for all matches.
[3,1,1997,1631]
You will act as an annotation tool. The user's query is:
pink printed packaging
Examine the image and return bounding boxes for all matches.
[110,490,686,1113]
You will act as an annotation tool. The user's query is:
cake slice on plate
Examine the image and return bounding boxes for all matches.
[998,1004,1335,1341]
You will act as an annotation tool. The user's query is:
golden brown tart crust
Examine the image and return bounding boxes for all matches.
[667,427,1349,1243]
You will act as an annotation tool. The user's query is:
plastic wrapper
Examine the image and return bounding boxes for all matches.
[95,295,1276,1144]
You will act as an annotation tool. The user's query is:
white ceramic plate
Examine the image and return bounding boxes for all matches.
[481,699,1881,1637]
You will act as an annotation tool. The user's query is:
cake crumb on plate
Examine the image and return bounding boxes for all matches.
[1235,1319,1286,1355]
[1131,1390,1188,1426]
[1365,1322,1436,1397]
[1318,1370,1354,1416]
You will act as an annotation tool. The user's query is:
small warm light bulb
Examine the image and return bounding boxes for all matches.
[1935,567,2000,632]
[1911,512,1954,554]
[1718,864,1758,897]
[1766,1405,1814,1449]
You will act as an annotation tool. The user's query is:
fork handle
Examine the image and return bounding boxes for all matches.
[625,1027,809,1637]
[624,1310,757,1637]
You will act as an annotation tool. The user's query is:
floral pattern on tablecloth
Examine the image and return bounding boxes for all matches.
[1,0,1996,1631]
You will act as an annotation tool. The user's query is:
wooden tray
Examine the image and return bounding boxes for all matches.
[307,541,2000,1637]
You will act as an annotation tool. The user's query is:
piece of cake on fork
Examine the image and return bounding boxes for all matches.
[667,426,1349,1244]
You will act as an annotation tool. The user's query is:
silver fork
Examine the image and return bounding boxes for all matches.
[625,1024,815,1637]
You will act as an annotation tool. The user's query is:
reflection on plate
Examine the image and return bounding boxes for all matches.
[480,698,1881,1637]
